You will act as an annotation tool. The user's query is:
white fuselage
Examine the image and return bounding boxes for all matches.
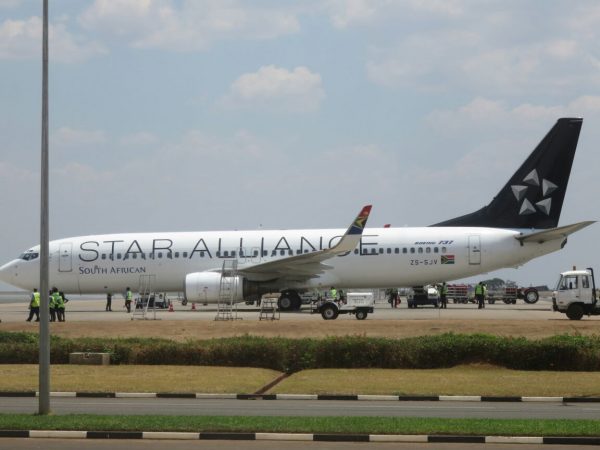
[0,226,564,297]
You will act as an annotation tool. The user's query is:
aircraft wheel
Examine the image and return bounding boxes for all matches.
[524,288,539,304]
[321,305,339,320]
[355,310,368,320]
[566,304,584,321]
[278,295,293,311]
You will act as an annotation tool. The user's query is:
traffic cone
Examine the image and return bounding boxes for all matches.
[168,302,174,312]
[191,303,196,311]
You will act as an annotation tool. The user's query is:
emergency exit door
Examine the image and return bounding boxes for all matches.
[59,242,73,272]
[468,235,481,265]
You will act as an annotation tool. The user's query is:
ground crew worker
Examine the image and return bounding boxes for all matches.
[26,288,40,322]
[440,282,448,309]
[53,289,64,322]
[58,291,68,322]
[475,282,485,309]
[125,287,133,313]
[49,289,57,322]
[329,286,337,301]
[106,293,113,311]
[482,283,488,308]
[50,287,61,321]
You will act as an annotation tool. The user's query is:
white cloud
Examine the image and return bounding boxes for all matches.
[79,0,301,51]
[118,132,159,147]
[325,0,463,28]
[221,65,325,113]
[52,127,107,147]
[0,16,106,62]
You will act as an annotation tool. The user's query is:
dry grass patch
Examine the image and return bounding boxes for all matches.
[0,365,281,393]
[3,319,600,340]
[273,365,600,397]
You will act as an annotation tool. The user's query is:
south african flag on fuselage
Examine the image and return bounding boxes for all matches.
[441,255,455,265]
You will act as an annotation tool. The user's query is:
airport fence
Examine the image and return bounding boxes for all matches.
[1,332,600,372]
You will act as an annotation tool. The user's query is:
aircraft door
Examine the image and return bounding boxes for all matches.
[58,242,73,272]
[468,235,481,265]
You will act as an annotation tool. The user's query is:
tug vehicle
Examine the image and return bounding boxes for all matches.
[552,267,598,320]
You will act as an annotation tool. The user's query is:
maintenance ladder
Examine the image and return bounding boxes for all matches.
[259,295,280,321]
[215,259,241,321]
[131,274,158,320]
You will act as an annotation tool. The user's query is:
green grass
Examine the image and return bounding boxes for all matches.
[0,414,599,436]
[0,365,280,394]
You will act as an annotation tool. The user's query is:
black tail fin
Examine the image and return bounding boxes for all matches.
[433,118,583,229]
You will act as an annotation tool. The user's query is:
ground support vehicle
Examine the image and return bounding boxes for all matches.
[552,268,598,320]
[313,292,374,320]
[486,286,539,304]
[447,284,469,303]
[135,293,170,309]
[407,286,440,308]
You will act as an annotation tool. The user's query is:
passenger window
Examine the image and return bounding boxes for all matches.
[410,248,415,254]
[434,247,439,253]
[117,253,122,260]
[354,249,359,254]
[132,254,137,259]
[175,252,179,258]
[158,252,163,259]
[101,254,106,260]
[418,248,423,254]
[253,250,258,257]
[387,248,391,254]
[426,247,431,253]
[182,252,188,258]
[441,247,447,253]
[403,248,407,254]
[394,248,399,254]
[379,248,384,254]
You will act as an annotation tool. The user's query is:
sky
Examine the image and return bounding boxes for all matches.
[0,0,598,290]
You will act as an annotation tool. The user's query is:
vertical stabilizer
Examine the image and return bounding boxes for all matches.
[433,118,582,229]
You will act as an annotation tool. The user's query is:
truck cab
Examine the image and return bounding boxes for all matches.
[552,268,597,320]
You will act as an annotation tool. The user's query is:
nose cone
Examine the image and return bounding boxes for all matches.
[0,259,25,289]
[0,261,13,284]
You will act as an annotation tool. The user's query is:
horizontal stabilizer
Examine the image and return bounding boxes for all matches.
[516,221,595,244]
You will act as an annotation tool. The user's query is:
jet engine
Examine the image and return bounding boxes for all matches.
[184,272,245,303]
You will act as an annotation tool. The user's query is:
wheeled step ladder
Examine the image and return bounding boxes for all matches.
[132,274,158,320]
[259,295,280,321]
[215,259,241,321]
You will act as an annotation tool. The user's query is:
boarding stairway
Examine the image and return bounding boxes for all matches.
[131,274,158,320]
[214,260,241,321]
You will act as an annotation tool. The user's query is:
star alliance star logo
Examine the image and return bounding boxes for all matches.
[511,169,557,216]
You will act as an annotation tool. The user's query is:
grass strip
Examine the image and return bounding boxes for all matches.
[0,365,281,394]
[0,414,599,436]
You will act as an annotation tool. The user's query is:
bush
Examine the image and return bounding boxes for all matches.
[2,332,600,372]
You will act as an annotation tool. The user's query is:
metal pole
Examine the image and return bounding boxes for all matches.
[39,0,50,415]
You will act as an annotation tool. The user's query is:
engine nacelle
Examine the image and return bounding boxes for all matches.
[184,272,244,303]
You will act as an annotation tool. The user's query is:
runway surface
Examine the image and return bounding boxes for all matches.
[2,397,599,420]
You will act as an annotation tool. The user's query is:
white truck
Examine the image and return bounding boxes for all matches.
[552,268,598,320]
[313,292,375,320]
[407,285,440,308]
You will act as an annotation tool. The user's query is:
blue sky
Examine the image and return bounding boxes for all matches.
[0,0,598,289]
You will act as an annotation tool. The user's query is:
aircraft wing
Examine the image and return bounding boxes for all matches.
[238,205,372,282]
[516,221,595,244]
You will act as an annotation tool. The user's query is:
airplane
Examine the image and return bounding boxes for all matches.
[0,117,594,310]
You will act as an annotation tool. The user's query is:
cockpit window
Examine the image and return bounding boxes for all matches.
[20,252,39,261]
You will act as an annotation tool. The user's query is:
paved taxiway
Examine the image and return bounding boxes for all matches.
[2,397,599,420]
[0,293,585,323]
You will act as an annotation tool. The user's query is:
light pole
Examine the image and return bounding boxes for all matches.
[39,0,50,415]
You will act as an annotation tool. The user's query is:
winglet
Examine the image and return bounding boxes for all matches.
[329,205,372,254]
[347,205,372,235]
